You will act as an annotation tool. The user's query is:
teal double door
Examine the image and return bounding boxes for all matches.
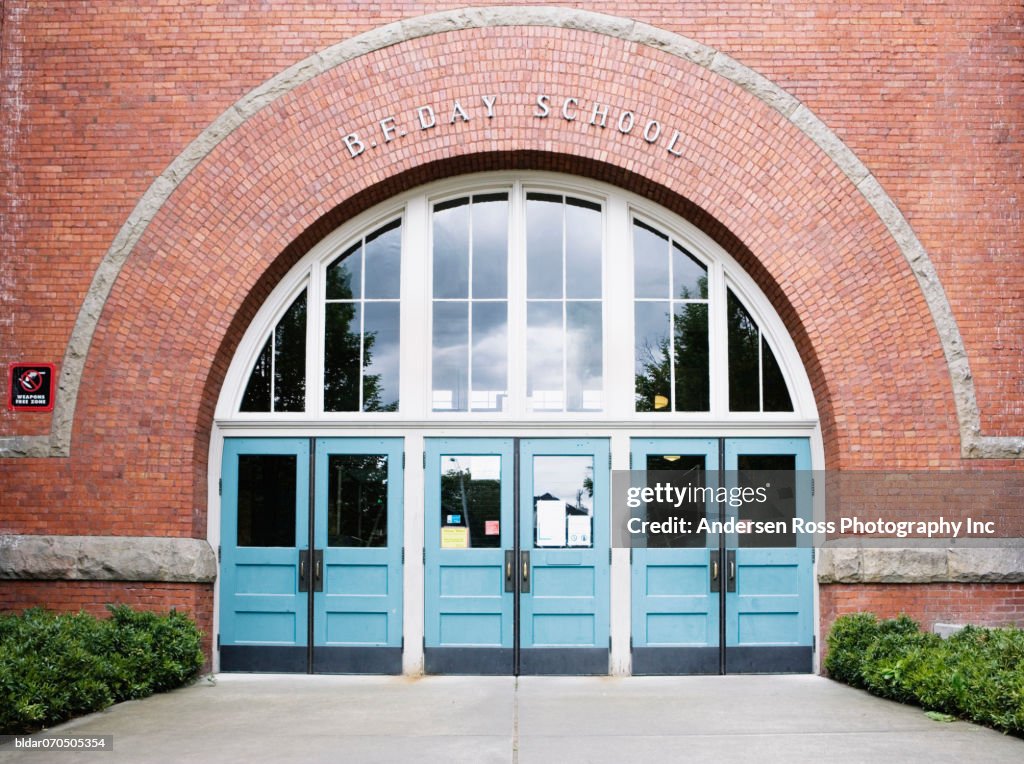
[219,437,404,673]
[424,438,611,675]
[630,437,813,674]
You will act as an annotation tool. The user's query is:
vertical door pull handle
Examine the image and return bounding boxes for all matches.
[712,560,719,580]
[504,550,515,593]
[298,549,310,593]
[520,551,531,593]
[709,550,721,592]
[726,549,737,593]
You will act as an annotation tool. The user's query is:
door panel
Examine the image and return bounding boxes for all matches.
[424,439,515,674]
[313,438,403,673]
[220,438,309,672]
[724,438,813,673]
[519,439,610,675]
[630,438,719,675]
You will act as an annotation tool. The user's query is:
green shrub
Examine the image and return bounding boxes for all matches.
[0,606,204,734]
[827,613,1024,736]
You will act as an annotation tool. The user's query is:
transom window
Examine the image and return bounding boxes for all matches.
[224,174,807,422]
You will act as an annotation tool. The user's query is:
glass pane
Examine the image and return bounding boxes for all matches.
[527,301,564,411]
[673,242,708,300]
[327,454,388,547]
[432,301,468,412]
[762,336,793,412]
[533,455,594,549]
[566,301,602,411]
[237,454,296,547]
[526,194,563,299]
[633,220,669,298]
[326,242,361,300]
[433,199,469,299]
[240,336,272,412]
[634,301,671,412]
[471,301,507,412]
[362,302,400,412]
[324,302,362,412]
[673,302,709,412]
[439,455,502,549]
[471,194,508,299]
[645,454,707,548]
[728,289,760,412]
[737,454,796,548]
[565,198,602,299]
[363,220,401,299]
[273,289,307,412]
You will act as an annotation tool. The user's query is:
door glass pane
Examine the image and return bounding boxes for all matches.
[526,193,563,299]
[736,454,796,548]
[362,302,400,412]
[471,301,508,412]
[237,454,296,547]
[532,456,594,549]
[645,454,707,548]
[471,194,509,299]
[566,301,602,411]
[527,301,564,411]
[433,199,470,299]
[327,454,388,547]
[324,302,362,412]
[673,302,709,412]
[634,301,671,411]
[439,455,502,549]
[432,301,469,412]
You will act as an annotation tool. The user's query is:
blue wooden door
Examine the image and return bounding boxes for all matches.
[424,437,610,675]
[629,438,720,675]
[424,439,515,674]
[519,438,610,675]
[220,438,310,672]
[313,437,404,674]
[220,437,403,674]
[724,438,813,673]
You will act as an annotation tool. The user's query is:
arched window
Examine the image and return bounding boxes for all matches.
[222,174,810,423]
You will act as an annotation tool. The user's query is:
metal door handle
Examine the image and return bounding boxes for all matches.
[727,549,736,593]
[709,550,720,592]
[520,551,531,593]
[298,549,310,593]
[313,549,324,593]
[504,550,515,593]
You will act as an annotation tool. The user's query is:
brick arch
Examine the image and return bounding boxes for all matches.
[2,7,1015,487]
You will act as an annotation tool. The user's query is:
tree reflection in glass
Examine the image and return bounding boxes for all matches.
[439,455,502,548]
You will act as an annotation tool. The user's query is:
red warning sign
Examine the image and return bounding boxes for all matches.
[8,363,55,412]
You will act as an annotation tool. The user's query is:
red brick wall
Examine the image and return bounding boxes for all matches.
[820,582,1024,637]
[0,581,214,670]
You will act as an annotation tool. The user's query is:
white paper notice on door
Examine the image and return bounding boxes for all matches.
[535,499,566,547]
[567,514,591,547]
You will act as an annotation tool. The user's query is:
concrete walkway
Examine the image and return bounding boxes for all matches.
[2,675,1021,763]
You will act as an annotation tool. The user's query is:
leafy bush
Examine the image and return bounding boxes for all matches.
[0,605,204,734]
[827,613,1024,736]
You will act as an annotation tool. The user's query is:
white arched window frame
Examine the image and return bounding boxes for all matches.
[215,172,817,425]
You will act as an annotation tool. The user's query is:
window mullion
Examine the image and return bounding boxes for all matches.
[508,181,527,417]
[710,265,729,416]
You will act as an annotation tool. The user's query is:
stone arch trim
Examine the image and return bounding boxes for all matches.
[0,5,1017,460]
